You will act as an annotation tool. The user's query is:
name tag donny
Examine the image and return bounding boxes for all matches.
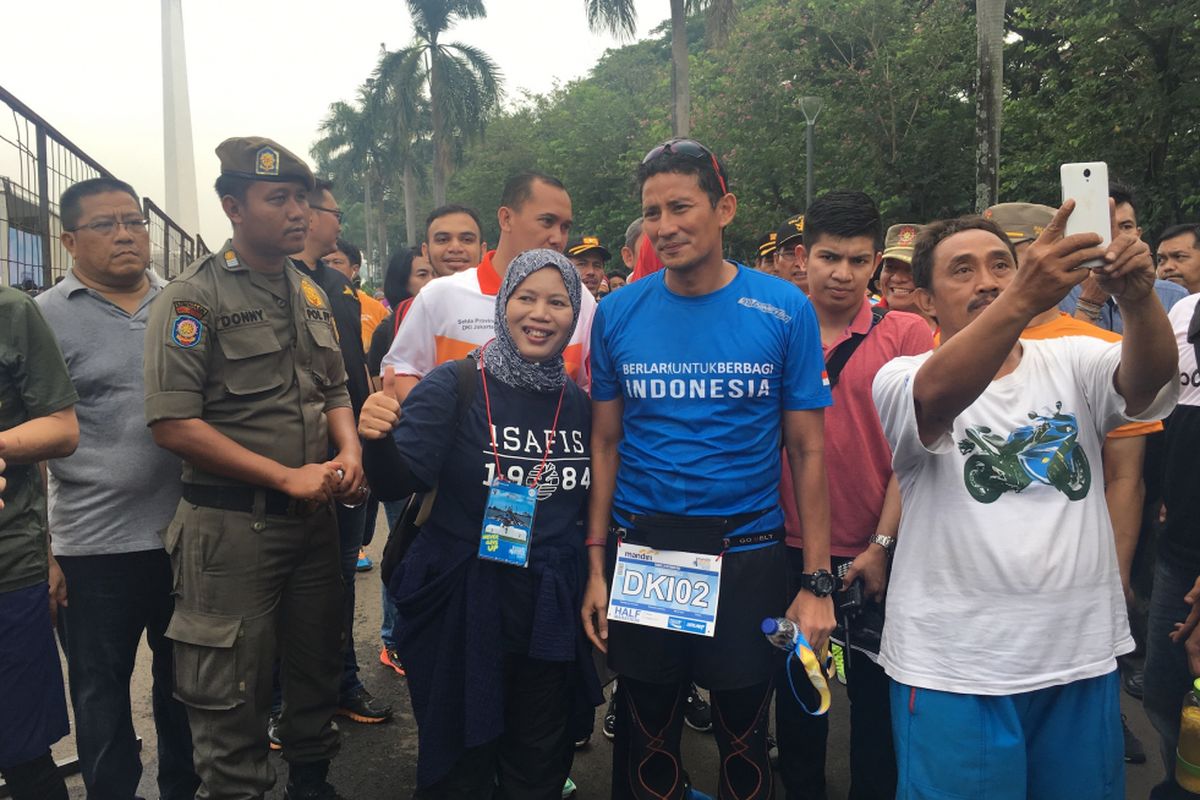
[478,479,537,567]
[607,541,723,637]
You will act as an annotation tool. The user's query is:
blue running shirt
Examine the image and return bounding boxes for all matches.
[591,264,831,531]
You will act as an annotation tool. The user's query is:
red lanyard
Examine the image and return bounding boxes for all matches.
[479,343,566,488]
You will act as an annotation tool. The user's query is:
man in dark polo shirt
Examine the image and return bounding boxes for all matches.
[290,179,392,729]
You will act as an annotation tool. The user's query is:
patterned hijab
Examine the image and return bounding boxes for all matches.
[475,248,583,393]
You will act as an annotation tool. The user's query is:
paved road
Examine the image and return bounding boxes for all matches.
[56,516,1163,798]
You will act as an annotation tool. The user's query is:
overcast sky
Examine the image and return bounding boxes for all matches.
[2,0,664,243]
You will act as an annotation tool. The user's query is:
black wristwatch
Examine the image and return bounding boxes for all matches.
[798,569,836,598]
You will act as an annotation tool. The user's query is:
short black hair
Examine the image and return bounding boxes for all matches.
[335,238,361,267]
[61,177,140,231]
[802,190,883,251]
[1158,224,1200,251]
[214,173,254,202]
[1109,181,1137,212]
[911,215,1016,291]
[637,146,728,208]
[313,178,334,201]
[500,171,566,211]
[384,247,421,306]
[425,204,483,237]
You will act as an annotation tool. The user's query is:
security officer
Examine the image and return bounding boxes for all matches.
[144,136,363,800]
[776,212,806,291]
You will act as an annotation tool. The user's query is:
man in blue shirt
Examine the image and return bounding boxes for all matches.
[581,138,835,799]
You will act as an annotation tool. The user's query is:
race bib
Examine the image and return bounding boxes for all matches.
[478,479,537,568]
[607,541,723,637]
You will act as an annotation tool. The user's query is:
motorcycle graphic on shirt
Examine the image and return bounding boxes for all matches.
[956,402,1091,504]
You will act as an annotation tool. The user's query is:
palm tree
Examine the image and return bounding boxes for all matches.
[397,0,503,206]
[584,0,735,138]
[975,0,1005,211]
[312,89,393,273]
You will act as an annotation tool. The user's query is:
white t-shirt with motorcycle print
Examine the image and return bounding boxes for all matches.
[873,336,1178,695]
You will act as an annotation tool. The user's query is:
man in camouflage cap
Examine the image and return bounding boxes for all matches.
[144,136,360,800]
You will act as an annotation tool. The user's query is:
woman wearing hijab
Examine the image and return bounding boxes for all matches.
[363,249,599,799]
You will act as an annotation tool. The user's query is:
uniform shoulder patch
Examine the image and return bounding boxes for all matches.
[171,313,204,349]
[301,278,324,308]
[173,300,210,320]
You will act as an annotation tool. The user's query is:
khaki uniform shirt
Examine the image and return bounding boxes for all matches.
[144,241,351,486]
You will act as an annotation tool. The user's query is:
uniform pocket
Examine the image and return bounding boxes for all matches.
[166,608,246,710]
[218,326,285,395]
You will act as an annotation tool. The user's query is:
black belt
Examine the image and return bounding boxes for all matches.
[612,507,779,555]
[182,484,325,518]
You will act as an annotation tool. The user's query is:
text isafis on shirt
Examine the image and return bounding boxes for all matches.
[480,424,589,500]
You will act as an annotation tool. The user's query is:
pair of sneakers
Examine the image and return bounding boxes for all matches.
[601,682,713,740]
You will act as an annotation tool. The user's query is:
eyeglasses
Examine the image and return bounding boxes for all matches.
[641,138,729,195]
[311,205,344,223]
[68,218,150,236]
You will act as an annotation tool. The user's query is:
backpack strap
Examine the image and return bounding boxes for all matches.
[411,357,479,529]
[393,296,416,337]
[824,306,889,390]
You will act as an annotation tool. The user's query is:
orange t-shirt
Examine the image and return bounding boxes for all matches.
[357,289,388,351]
[1020,312,1162,438]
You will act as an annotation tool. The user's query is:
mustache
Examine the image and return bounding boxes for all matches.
[968,291,999,312]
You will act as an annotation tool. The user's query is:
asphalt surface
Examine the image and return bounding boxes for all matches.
[55,515,1164,799]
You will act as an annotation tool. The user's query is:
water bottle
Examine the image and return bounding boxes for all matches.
[762,617,801,651]
[1176,678,1200,792]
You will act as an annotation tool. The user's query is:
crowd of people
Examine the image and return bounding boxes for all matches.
[1,129,1199,800]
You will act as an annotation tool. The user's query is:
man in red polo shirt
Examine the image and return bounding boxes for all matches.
[776,190,934,800]
[378,171,595,403]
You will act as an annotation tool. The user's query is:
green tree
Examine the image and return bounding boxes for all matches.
[583,0,735,137]
[400,0,503,206]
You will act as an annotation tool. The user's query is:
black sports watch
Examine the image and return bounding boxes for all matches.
[798,569,836,598]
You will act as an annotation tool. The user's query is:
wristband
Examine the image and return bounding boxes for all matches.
[585,538,607,547]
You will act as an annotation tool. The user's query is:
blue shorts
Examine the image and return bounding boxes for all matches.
[0,582,69,768]
[890,670,1123,800]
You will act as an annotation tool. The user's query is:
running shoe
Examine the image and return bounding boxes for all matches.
[379,645,406,676]
[684,684,713,733]
[603,692,617,740]
[356,548,373,572]
[830,643,847,685]
[336,686,393,724]
[574,734,591,750]
[268,711,283,751]
[562,777,578,798]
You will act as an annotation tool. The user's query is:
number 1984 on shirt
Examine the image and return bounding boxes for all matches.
[608,542,723,637]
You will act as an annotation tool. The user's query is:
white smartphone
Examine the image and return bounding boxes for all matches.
[1060,161,1111,268]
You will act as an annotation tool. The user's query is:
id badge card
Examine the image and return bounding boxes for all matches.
[479,479,537,567]
[607,541,722,637]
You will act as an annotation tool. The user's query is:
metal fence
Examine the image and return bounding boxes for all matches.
[145,197,205,280]
[0,84,205,288]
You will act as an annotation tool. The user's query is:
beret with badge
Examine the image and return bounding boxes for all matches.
[215,136,315,191]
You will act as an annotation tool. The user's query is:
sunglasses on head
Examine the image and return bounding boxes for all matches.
[641,139,729,196]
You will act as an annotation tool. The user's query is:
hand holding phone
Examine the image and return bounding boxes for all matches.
[1060,162,1111,269]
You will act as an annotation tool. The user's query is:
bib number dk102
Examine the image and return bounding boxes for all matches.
[607,541,722,637]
